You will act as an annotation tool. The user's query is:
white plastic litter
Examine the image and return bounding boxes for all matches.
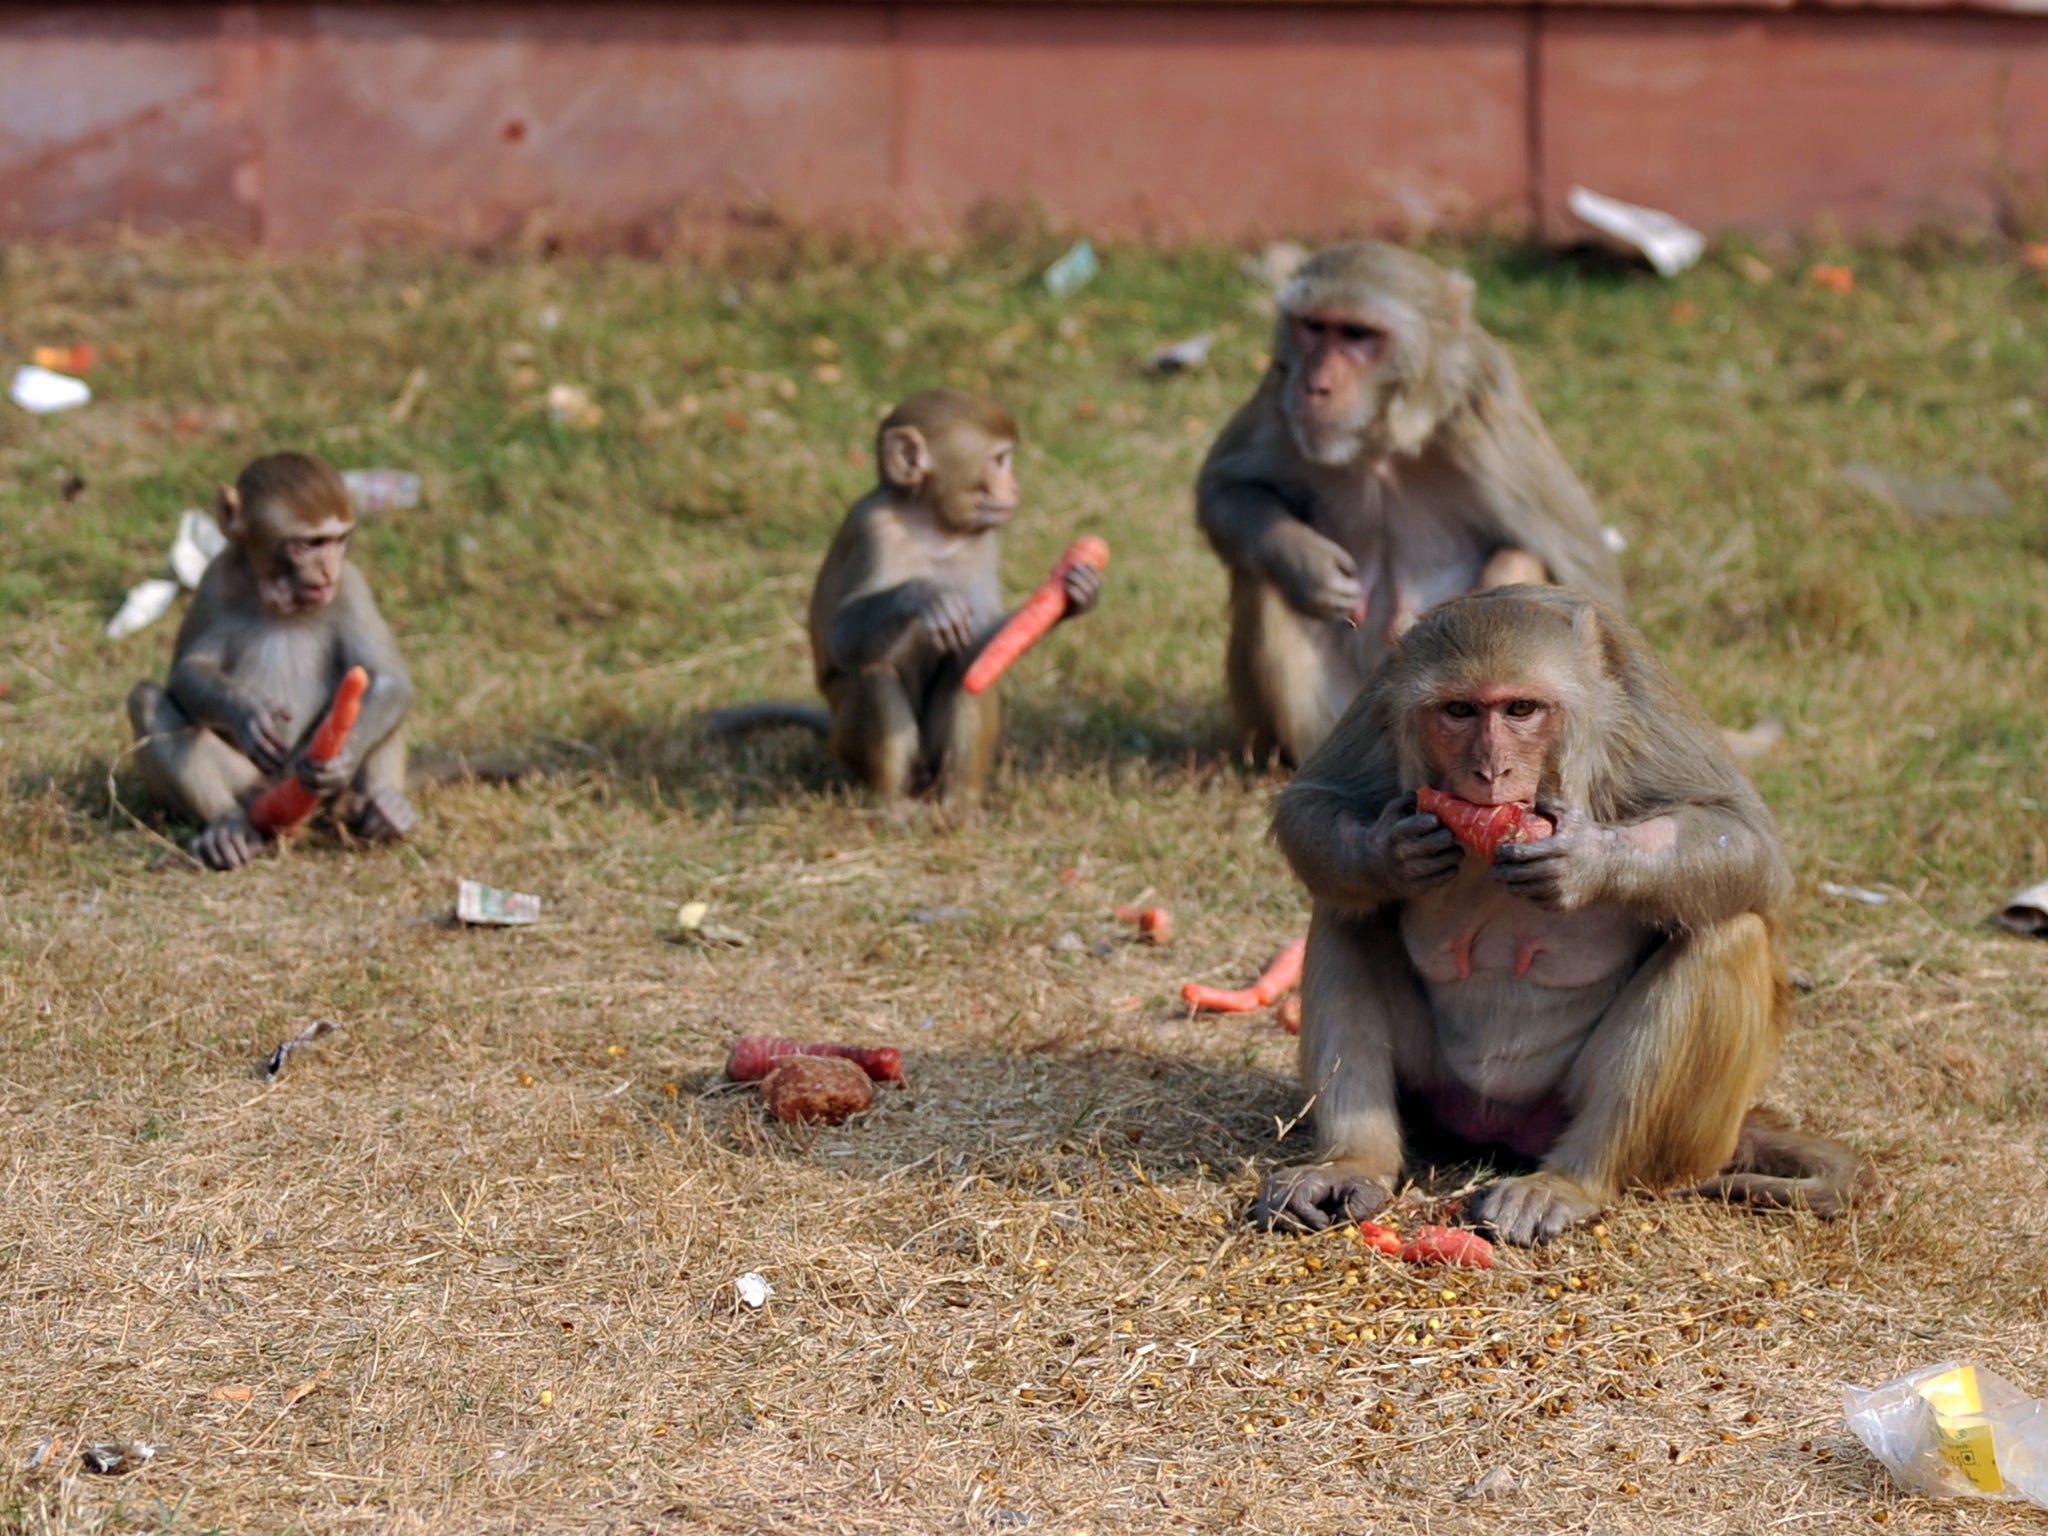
[735,1272,774,1309]
[1994,880,2048,936]
[168,509,228,588]
[9,364,91,414]
[1566,187,1705,278]
[1844,1361,2048,1505]
[1819,881,1890,906]
[343,468,422,516]
[105,579,180,641]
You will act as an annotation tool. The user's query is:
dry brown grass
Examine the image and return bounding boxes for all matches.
[2,234,2047,1533]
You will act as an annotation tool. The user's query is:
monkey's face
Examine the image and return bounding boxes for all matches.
[1281,310,1391,467]
[251,503,353,618]
[1423,688,1558,805]
[936,434,1019,534]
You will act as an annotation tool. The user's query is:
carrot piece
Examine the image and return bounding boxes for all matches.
[1181,937,1307,1014]
[247,666,370,834]
[1399,1224,1495,1269]
[1414,785,1554,861]
[725,1035,905,1084]
[1275,995,1302,1034]
[962,535,1109,695]
[1112,904,1174,946]
[1356,1220,1402,1255]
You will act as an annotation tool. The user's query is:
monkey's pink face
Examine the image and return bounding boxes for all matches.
[255,510,352,617]
[1424,689,1558,805]
[1283,310,1389,467]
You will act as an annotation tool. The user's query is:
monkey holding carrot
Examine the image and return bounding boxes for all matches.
[711,390,1104,808]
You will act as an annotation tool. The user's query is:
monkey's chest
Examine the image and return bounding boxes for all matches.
[1314,471,1492,640]
[226,625,343,745]
[1400,874,1648,995]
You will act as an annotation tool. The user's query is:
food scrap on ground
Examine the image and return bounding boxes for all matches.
[1181,937,1307,1014]
[1113,903,1174,945]
[726,1035,904,1084]
[759,1054,875,1124]
[1399,1225,1496,1269]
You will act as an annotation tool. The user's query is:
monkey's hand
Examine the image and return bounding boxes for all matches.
[293,749,354,799]
[918,587,978,655]
[1252,1164,1392,1233]
[1489,802,1619,911]
[1059,559,1103,619]
[231,702,292,774]
[1358,794,1463,899]
[189,811,272,872]
[1264,522,1364,622]
[1470,1171,1602,1245]
[351,788,417,843]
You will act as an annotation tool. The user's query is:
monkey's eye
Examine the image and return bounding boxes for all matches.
[1505,699,1543,718]
[1443,701,1478,719]
[1337,323,1384,346]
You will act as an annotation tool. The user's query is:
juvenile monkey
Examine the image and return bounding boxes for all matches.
[713,390,1100,806]
[1199,242,1623,767]
[127,451,416,870]
[1257,587,1861,1244]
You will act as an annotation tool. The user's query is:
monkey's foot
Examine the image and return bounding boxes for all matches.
[189,817,273,872]
[350,788,418,842]
[1469,1171,1601,1245]
[1251,1165,1391,1233]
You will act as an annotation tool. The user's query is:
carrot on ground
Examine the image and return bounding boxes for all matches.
[1399,1225,1494,1269]
[1112,904,1174,946]
[1355,1220,1402,1255]
[247,666,370,834]
[1181,937,1307,1014]
[962,535,1109,695]
[725,1035,905,1084]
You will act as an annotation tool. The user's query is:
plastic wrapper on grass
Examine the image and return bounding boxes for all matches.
[1844,1362,2048,1505]
[759,1056,873,1125]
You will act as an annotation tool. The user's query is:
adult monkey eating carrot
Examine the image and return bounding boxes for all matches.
[1198,242,1623,767]
[1256,588,1862,1243]
[711,390,1101,806]
[126,452,416,870]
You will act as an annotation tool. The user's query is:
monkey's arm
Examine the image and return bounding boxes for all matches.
[165,599,290,771]
[826,581,967,671]
[296,574,414,796]
[1274,780,1461,913]
[1196,411,1362,621]
[1493,800,1791,930]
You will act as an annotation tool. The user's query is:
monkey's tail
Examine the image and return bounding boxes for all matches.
[704,701,832,739]
[407,756,534,790]
[1688,1107,1870,1218]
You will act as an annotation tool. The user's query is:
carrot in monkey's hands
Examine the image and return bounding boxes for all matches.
[248,666,369,834]
[962,535,1109,695]
[1414,785,1555,861]
[1181,937,1307,1014]
[725,1036,905,1085]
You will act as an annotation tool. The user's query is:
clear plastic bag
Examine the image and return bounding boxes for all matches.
[1843,1362,2048,1505]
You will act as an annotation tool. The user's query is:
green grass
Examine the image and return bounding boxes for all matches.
[1,232,2046,1534]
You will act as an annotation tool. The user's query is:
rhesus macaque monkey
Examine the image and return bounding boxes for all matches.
[127,451,416,870]
[1257,588,1861,1244]
[1198,241,1624,767]
[713,390,1100,806]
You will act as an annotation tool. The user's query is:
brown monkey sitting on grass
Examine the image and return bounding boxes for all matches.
[1257,587,1863,1244]
[127,451,416,870]
[711,389,1102,808]
[1199,242,1623,768]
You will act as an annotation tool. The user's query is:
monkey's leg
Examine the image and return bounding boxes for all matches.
[1476,547,1549,590]
[1226,577,1355,768]
[1253,908,1440,1232]
[1472,913,1778,1245]
[828,672,920,803]
[921,670,1000,807]
[128,682,269,869]
[344,729,417,842]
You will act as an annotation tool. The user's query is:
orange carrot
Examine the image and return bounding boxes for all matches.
[1113,904,1174,946]
[1181,937,1307,1014]
[247,666,369,834]
[1399,1225,1494,1269]
[1275,995,1302,1034]
[962,535,1109,695]
[1414,785,1554,861]
[1356,1220,1402,1255]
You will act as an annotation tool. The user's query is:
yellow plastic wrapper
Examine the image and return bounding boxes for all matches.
[1844,1361,2048,1505]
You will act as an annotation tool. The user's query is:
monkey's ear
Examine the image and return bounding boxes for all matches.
[1444,271,1476,334]
[215,482,244,539]
[880,425,932,491]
